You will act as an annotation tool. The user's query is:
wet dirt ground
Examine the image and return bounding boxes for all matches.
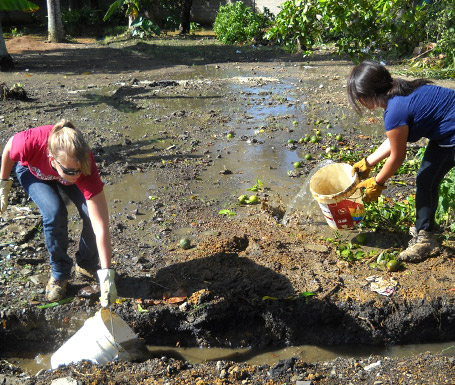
[1,33,455,384]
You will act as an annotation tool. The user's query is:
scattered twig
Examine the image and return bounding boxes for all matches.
[72,368,94,377]
[358,316,375,331]
[409,45,437,62]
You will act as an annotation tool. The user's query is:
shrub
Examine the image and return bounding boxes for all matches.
[265,0,324,54]
[130,16,161,38]
[422,0,455,67]
[266,0,427,59]
[213,1,271,45]
[62,6,103,36]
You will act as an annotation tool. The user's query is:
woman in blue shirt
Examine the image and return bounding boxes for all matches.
[348,60,455,262]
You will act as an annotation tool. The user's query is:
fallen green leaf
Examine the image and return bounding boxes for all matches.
[262,296,278,300]
[37,297,74,309]
[219,209,236,216]
[137,303,149,313]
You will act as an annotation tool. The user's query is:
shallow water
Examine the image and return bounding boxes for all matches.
[10,340,455,375]
[94,69,342,216]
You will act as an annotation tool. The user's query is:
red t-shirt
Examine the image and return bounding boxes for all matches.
[10,125,104,200]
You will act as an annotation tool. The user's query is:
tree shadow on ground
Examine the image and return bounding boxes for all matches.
[9,37,306,75]
[17,79,223,117]
[114,246,376,348]
[116,251,295,300]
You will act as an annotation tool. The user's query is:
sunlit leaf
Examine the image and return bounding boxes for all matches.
[0,0,39,12]
[219,209,236,216]
[137,303,148,312]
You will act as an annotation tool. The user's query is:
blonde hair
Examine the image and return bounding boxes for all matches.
[48,120,91,175]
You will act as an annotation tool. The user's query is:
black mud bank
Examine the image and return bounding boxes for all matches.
[1,286,455,356]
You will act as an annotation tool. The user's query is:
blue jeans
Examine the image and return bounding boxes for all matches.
[15,164,99,281]
[415,141,455,232]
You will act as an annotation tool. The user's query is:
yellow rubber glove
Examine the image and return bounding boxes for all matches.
[0,179,13,213]
[356,177,385,203]
[352,158,373,180]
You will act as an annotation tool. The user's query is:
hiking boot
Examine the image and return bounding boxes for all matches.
[75,264,98,282]
[45,277,68,302]
[398,229,440,263]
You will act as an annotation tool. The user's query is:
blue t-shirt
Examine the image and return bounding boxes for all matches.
[384,85,455,146]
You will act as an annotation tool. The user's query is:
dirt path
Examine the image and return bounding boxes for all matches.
[1,35,455,384]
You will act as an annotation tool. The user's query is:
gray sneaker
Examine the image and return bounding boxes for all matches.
[45,276,68,302]
[398,229,440,263]
[75,264,98,282]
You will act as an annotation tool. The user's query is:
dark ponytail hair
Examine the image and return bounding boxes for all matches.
[347,60,432,114]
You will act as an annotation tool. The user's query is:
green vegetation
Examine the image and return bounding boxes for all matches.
[61,6,103,36]
[211,0,455,75]
[213,1,272,44]
[325,233,376,263]
[246,178,264,192]
[363,195,416,233]
[264,0,324,55]
[401,1,455,77]
[219,209,236,216]
[130,16,161,38]
[265,0,426,59]
[372,249,400,271]
[436,168,455,232]
[8,0,455,76]
[0,0,38,12]
[361,147,455,235]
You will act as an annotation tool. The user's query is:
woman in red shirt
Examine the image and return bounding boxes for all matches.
[0,120,117,305]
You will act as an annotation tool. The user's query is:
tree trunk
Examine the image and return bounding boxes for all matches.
[178,0,193,35]
[0,19,14,71]
[47,0,65,43]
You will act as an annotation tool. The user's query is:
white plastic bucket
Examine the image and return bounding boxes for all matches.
[309,162,365,230]
[51,309,139,369]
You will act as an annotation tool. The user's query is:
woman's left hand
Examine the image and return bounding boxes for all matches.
[352,158,373,180]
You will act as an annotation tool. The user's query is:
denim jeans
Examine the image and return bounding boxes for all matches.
[15,164,99,281]
[415,141,455,232]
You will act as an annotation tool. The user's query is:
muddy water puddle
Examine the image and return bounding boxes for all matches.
[84,68,319,204]
[9,341,455,375]
[74,64,378,208]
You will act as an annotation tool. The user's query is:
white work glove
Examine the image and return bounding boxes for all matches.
[0,179,13,213]
[97,268,117,307]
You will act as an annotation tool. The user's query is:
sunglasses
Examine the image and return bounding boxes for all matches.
[53,157,82,176]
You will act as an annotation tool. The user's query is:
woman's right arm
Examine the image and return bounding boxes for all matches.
[1,137,15,180]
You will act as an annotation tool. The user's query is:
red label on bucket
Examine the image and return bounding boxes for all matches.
[321,199,365,229]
